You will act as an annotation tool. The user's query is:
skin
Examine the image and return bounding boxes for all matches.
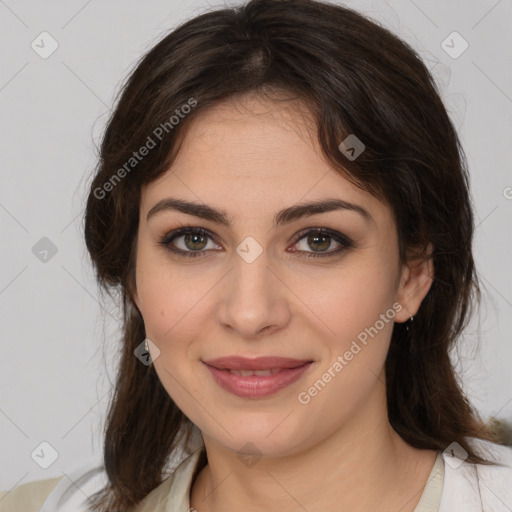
[133,92,437,512]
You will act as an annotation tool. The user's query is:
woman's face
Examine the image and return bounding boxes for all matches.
[133,94,432,457]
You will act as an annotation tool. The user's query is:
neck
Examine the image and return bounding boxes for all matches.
[190,380,437,512]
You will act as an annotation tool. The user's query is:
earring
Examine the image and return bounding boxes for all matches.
[407,315,417,357]
[144,338,149,351]
[406,315,414,332]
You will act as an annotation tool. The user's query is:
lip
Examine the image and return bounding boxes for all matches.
[203,356,311,371]
[202,356,314,399]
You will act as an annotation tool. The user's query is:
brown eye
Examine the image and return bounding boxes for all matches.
[290,228,353,258]
[182,232,208,251]
[159,227,221,257]
[305,233,332,252]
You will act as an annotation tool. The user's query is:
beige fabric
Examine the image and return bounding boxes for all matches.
[413,452,445,511]
[0,449,444,512]
[135,447,207,512]
[0,476,63,512]
[137,447,445,512]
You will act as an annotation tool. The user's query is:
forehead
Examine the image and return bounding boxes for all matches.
[174,94,320,173]
[140,94,391,228]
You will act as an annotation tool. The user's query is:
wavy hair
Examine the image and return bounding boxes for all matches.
[83,0,500,510]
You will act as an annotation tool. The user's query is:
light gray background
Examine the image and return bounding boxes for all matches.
[1,0,511,490]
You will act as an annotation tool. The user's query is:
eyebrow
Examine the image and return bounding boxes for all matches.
[146,197,373,226]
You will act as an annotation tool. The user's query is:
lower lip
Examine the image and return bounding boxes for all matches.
[203,362,313,398]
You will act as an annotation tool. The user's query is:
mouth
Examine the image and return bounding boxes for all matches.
[202,356,314,398]
[223,368,284,376]
[203,355,312,371]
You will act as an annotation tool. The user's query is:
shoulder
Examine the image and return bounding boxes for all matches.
[439,437,512,511]
[0,457,107,512]
[0,441,204,512]
[467,436,512,474]
[471,438,512,507]
[0,476,64,512]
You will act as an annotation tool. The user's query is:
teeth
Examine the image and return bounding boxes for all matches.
[228,368,282,376]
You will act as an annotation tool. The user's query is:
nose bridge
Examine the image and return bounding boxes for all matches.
[217,245,289,337]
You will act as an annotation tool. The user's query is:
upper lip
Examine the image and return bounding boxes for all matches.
[203,356,312,371]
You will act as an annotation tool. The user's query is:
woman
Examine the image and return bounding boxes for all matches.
[2,0,511,511]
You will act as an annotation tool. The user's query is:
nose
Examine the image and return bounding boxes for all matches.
[216,249,291,338]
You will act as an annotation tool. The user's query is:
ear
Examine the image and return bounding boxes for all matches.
[394,242,434,323]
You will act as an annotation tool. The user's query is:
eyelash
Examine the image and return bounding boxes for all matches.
[158,226,354,259]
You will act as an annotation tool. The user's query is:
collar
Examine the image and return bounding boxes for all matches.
[135,447,206,512]
[438,438,512,511]
[135,438,512,512]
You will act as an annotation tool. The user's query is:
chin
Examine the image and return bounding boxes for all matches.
[205,414,312,458]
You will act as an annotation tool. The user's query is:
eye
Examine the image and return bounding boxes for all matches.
[289,228,353,258]
[159,227,221,257]
[159,226,354,259]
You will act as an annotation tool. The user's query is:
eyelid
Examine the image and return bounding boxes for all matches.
[159,225,354,258]
[291,227,353,248]
[287,227,353,258]
[159,226,221,256]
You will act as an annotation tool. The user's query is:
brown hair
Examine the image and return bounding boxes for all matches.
[83,0,501,510]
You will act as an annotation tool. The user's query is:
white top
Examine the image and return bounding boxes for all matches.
[1,437,511,511]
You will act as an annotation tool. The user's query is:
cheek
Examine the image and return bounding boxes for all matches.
[293,254,398,346]
[134,252,223,415]
[292,257,399,411]
[135,254,209,412]
[135,242,212,343]
[295,266,397,419]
